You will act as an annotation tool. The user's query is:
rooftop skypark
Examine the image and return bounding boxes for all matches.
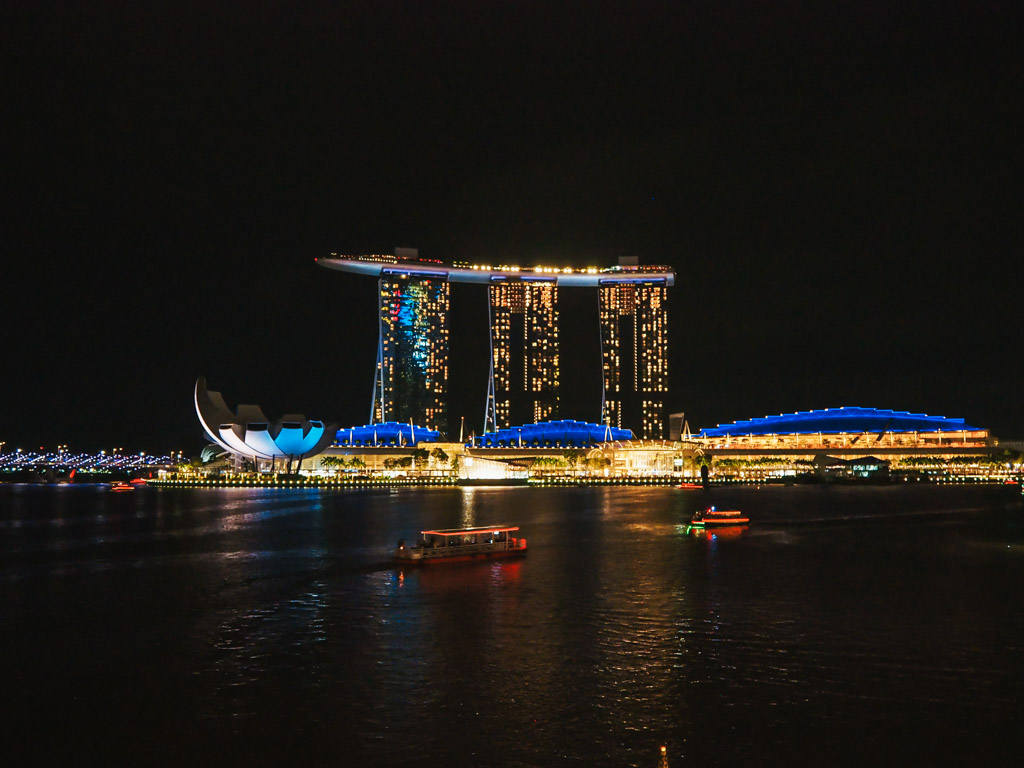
[316,253,676,287]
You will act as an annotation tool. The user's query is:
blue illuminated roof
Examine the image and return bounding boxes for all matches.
[336,422,440,446]
[698,407,982,437]
[475,420,633,447]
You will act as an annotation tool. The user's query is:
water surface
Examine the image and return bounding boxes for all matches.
[2,483,1022,766]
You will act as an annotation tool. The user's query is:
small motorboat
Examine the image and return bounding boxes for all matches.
[110,482,135,492]
[690,506,749,527]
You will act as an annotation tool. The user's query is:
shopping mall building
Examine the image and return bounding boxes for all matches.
[692,407,992,457]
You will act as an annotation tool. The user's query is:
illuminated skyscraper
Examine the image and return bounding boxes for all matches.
[372,274,449,433]
[485,280,559,431]
[599,281,669,438]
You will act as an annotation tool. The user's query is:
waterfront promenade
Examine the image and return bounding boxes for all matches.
[3,444,1020,490]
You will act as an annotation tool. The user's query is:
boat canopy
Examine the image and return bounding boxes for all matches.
[420,525,519,536]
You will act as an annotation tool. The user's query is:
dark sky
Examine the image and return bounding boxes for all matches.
[5,0,1022,454]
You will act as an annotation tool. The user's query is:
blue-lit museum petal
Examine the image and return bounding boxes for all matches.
[244,425,283,457]
[218,424,274,459]
[275,423,325,456]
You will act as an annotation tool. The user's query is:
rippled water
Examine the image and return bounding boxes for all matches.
[2,483,1023,766]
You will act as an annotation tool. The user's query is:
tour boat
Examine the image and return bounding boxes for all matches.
[394,525,527,564]
[676,482,703,490]
[110,482,135,492]
[690,506,749,526]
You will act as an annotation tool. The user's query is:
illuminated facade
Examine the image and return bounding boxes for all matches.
[372,275,449,433]
[695,407,990,450]
[485,280,559,431]
[599,282,669,439]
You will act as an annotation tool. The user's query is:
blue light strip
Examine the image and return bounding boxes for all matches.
[474,420,633,447]
[697,407,982,437]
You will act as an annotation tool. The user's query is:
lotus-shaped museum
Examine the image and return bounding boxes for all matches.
[194,377,337,463]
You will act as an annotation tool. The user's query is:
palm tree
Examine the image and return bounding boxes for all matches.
[320,456,348,470]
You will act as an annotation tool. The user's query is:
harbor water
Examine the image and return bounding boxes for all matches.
[2,483,1022,766]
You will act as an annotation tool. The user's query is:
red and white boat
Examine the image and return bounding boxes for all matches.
[394,525,527,564]
[690,506,749,527]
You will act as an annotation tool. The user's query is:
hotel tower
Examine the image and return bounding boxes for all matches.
[484,279,559,432]
[371,267,450,433]
[599,280,669,438]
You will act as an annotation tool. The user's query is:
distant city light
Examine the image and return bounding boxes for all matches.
[0,446,183,474]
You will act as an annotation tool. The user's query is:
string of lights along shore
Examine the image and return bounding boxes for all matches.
[316,249,676,438]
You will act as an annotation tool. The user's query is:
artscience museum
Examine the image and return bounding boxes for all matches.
[194,377,337,470]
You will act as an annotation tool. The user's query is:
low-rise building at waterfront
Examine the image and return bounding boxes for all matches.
[687,407,1020,482]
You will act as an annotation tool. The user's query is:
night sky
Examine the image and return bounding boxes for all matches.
[5,0,1022,455]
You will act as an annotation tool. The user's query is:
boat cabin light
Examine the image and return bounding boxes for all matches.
[419,525,520,537]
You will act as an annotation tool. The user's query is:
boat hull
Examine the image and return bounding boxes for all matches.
[394,546,527,565]
[691,508,749,526]
[696,518,749,526]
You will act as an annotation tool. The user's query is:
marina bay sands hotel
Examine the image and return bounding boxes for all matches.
[317,250,675,439]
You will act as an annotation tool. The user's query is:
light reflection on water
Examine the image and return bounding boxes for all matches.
[1,483,1022,766]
